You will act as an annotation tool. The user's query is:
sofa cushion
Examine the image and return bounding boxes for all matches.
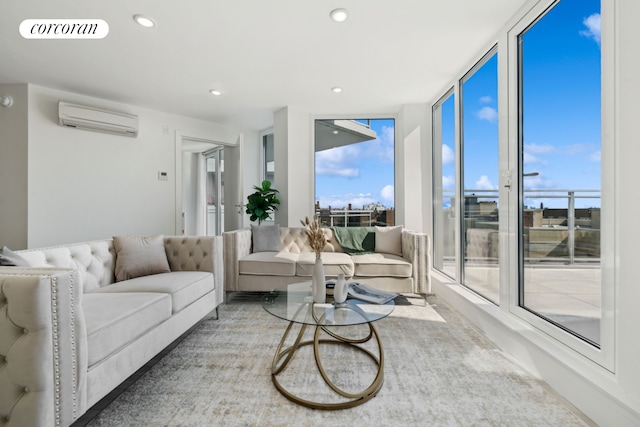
[90,271,213,313]
[239,252,298,276]
[296,252,354,277]
[83,292,172,367]
[17,240,116,292]
[251,224,282,252]
[0,246,32,266]
[113,235,171,281]
[351,253,412,278]
[375,225,403,256]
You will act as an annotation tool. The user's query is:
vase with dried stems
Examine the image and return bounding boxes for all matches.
[301,215,327,303]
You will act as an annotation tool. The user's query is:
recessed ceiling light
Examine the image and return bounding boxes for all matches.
[133,14,155,28]
[332,130,339,135]
[330,8,349,23]
[209,89,222,96]
[331,87,343,93]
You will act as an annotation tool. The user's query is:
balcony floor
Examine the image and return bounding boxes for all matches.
[445,264,601,344]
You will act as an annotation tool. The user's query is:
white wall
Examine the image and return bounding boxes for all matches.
[25,85,241,247]
[181,152,199,236]
[240,129,260,229]
[612,0,640,417]
[0,84,28,249]
[398,104,430,232]
[273,106,314,226]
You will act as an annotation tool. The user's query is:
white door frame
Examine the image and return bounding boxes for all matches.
[174,131,232,235]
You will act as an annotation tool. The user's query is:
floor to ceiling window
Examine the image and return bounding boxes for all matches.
[518,0,602,346]
[432,92,456,279]
[461,49,500,304]
[432,0,604,356]
[314,118,395,227]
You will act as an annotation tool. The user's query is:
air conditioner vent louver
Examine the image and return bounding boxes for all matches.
[58,101,138,137]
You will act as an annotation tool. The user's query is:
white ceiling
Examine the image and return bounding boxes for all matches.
[0,0,529,131]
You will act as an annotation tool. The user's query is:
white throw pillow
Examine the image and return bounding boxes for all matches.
[0,246,32,267]
[375,225,403,257]
[113,235,171,281]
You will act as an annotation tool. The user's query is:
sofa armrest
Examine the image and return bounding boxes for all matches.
[0,268,87,427]
[222,229,252,293]
[402,230,432,294]
[164,236,223,310]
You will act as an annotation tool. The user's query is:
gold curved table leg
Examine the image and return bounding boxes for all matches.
[271,316,385,410]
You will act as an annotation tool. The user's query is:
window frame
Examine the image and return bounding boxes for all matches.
[432,88,458,279]
[506,0,612,369]
[430,0,613,370]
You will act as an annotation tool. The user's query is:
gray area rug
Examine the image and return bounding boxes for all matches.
[87,294,591,426]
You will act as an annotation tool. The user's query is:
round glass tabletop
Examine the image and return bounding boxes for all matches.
[262,282,395,326]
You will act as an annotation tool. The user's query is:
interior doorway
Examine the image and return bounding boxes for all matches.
[181,139,224,236]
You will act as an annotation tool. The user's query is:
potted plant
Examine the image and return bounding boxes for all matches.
[245,180,280,224]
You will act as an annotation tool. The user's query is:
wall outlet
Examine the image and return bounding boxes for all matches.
[158,171,168,181]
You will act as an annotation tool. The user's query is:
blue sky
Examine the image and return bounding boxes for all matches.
[315,118,395,210]
[316,0,601,211]
[443,0,601,209]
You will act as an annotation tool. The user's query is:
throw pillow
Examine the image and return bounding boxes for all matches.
[251,224,282,253]
[0,246,32,267]
[330,227,375,255]
[375,225,403,257]
[113,235,171,282]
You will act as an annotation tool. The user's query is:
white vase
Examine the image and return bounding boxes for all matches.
[312,257,326,303]
[334,273,348,303]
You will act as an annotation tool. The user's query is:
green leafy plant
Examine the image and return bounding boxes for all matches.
[246,180,281,224]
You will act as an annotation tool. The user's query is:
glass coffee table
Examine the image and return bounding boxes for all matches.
[262,282,395,410]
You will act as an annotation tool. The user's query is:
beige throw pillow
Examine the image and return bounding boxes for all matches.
[113,235,171,281]
[375,225,403,257]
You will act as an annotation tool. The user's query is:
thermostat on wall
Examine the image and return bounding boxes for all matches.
[158,171,168,181]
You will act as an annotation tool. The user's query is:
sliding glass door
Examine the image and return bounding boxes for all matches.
[461,49,500,304]
[517,0,602,346]
[205,148,224,236]
[432,0,605,357]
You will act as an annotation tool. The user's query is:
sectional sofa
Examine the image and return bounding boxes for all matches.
[0,235,223,427]
[223,225,431,297]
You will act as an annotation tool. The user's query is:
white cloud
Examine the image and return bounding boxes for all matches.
[315,145,360,177]
[523,152,540,165]
[524,143,556,155]
[476,106,498,123]
[315,167,359,177]
[379,125,395,162]
[316,193,378,210]
[590,150,601,162]
[361,125,394,163]
[380,185,394,202]
[479,96,493,104]
[442,144,454,164]
[475,175,495,190]
[580,13,601,46]
[442,175,455,189]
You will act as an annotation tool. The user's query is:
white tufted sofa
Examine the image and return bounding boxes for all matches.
[0,235,223,427]
[223,227,430,296]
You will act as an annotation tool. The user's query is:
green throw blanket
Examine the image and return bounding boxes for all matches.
[330,226,375,255]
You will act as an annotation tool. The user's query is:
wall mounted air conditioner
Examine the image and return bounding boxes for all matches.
[58,101,139,137]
